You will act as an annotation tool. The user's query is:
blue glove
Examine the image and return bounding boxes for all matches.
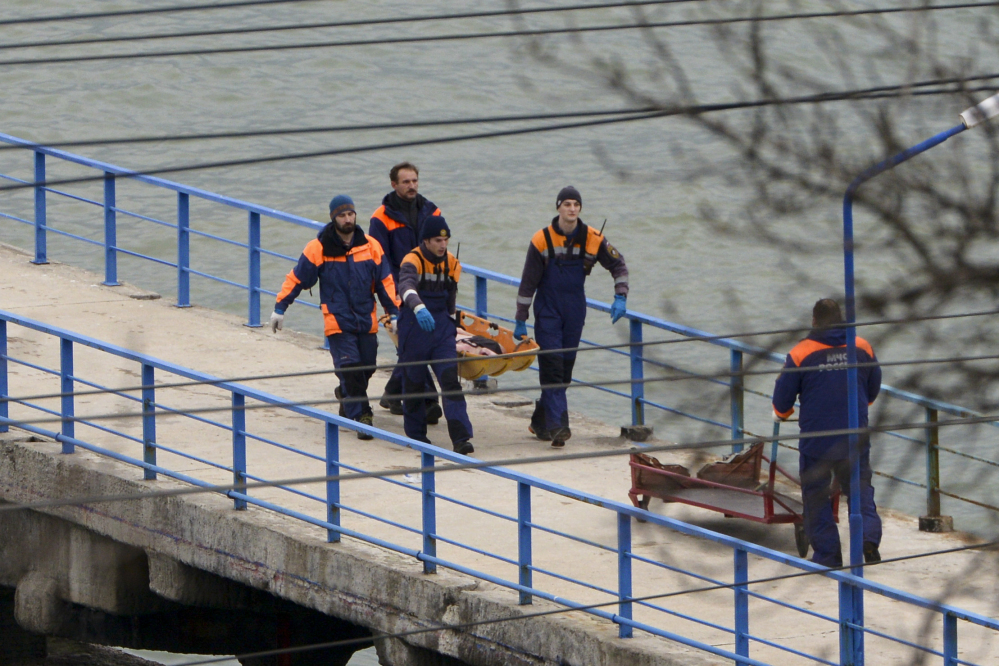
[610,294,627,324]
[513,320,528,340]
[415,307,436,332]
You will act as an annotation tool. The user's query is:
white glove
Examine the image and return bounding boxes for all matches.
[772,410,787,423]
[269,311,284,333]
[387,315,398,333]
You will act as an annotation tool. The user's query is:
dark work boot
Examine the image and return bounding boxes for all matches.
[453,440,474,455]
[863,542,881,564]
[425,402,443,425]
[335,386,346,418]
[356,413,374,440]
[549,426,571,448]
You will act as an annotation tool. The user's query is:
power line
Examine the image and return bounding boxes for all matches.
[3,1,996,54]
[3,2,999,68]
[6,345,998,432]
[0,1,700,51]
[3,77,998,195]
[2,414,998,515]
[3,303,999,411]
[0,0,328,27]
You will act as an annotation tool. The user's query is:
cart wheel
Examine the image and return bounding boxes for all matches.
[636,496,651,523]
[794,522,809,558]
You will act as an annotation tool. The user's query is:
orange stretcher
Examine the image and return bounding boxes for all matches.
[628,423,838,558]
[379,311,539,381]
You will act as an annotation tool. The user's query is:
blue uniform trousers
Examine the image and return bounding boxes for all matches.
[799,443,882,567]
[397,303,473,446]
[327,332,378,421]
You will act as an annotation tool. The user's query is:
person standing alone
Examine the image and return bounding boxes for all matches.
[513,186,629,447]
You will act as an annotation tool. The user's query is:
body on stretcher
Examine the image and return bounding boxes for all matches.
[627,422,839,558]
[380,310,540,381]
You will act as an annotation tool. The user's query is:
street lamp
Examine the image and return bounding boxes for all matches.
[841,91,999,664]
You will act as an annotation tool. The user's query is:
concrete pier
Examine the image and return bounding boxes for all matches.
[1,242,997,665]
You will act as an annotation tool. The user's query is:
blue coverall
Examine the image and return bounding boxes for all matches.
[396,248,473,446]
[773,327,883,567]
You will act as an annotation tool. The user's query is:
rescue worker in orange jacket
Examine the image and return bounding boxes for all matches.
[368,162,443,422]
[396,215,474,455]
[773,299,883,567]
[513,186,629,447]
[270,195,399,439]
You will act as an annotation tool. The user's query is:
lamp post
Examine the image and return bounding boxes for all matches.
[841,92,999,664]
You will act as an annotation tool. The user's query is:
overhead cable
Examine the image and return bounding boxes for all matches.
[3,304,999,410]
[2,1,997,53]
[4,2,999,68]
[0,0,327,27]
[3,413,999,515]
[3,77,999,195]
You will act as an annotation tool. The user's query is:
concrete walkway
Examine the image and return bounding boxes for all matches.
[1,241,997,665]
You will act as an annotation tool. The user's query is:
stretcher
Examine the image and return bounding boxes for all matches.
[628,422,838,558]
[380,311,539,381]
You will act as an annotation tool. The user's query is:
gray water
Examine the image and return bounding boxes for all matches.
[2,0,999,613]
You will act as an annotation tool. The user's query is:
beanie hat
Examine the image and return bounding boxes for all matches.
[421,215,451,241]
[556,186,582,209]
[328,194,355,218]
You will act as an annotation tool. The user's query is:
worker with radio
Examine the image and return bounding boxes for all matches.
[396,215,474,455]
[369,162,443,422]
[270,195,399,440]
[513,186,629,447]
[772,298,883,567]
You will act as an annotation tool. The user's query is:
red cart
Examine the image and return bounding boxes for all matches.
[628,423,837,558]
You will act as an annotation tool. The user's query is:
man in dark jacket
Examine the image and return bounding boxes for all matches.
[772,298,883,567]
[513,186,629,448]
[369,162,442,421]
[270,195,400,439]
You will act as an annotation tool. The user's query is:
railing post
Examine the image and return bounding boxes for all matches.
[730,349,744,453]
[141,364,156,480]
[0,320,7,433]
[32,151,47,265]
[326,421,340,543]
[246,211,262,327]
[617,513,633,638]
[475,275,488,317]
[838,580,864,666]
[176,192,191,308]
[59,338,74,453]
[518,481,532,605]
[232,392,247,510]
[422,451,436,573]
[943,612,958,666]
[103,172,119,286]
[629,319,644,427]
[734,548,749,661]
[919,408,952,531]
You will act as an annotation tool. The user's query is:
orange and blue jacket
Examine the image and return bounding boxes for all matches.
[772,328,881,459]
[275,224,399,336]
[398,245,461,316]
[515,218,629,321]
[368,192,441,280]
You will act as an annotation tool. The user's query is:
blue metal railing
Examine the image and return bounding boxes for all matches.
[2,131,997,522]
[1,309,997,665]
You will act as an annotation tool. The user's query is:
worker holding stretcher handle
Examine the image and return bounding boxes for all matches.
[396,215,475,455]
[513,186,629,448]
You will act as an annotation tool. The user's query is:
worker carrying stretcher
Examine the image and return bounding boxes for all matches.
[513,186,629,447]
[397,215,475,455]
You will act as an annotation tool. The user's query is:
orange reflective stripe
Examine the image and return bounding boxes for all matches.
[788,339,833,367]
[530,229,548,253]
[320,305,342,336]
[775,406,795,419]
[449,252,462,283]
[275,269,300,303]
[856,337,875,358]
[302,239,325,265]
[382,274,400,307]
[371,206,405,231]
[401,252,424,273]
[584,227,603,255]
